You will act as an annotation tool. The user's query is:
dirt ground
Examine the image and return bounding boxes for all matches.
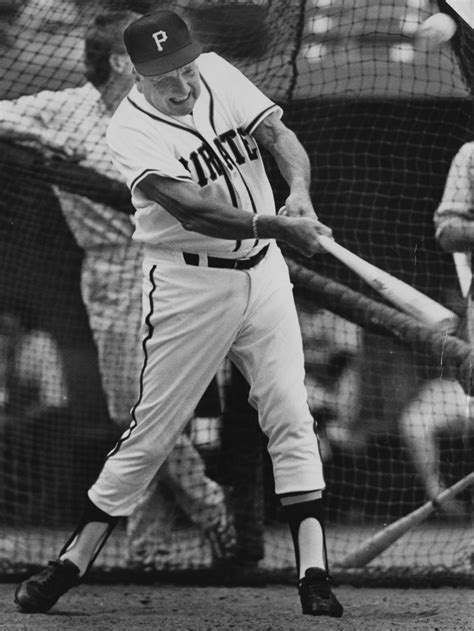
[0,583,472,631]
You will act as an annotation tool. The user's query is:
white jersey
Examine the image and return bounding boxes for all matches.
[107,53,282,258]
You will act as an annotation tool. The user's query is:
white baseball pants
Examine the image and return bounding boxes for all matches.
[89,242,324,516]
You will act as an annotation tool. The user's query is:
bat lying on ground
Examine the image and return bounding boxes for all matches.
[316,234,459,333]
[336,472,474,568]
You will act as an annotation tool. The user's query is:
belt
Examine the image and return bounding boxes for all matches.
[183,244,269,270]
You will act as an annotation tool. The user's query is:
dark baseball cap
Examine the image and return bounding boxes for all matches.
[123,10,202,76]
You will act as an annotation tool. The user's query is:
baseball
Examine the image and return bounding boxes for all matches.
[416,13,457,49]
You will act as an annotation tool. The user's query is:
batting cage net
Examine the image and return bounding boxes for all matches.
[0,0,472,587]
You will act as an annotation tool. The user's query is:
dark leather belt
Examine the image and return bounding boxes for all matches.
[183,244,269,270]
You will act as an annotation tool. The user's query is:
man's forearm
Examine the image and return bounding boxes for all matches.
[270,127,311,195]
[253,113,311,195]
[138,173,284,239]
[137,173,323,257]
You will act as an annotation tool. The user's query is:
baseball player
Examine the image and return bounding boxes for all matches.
[1,8,235,576]
[14,10,343,618]
[396,140,474,513]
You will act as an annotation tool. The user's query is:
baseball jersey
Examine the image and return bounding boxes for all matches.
[0,83,134,249]
[107,52,283,257]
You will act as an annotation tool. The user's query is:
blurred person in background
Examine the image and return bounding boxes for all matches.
[398,142,474,516]
[296,300,364,463]
[0,0,112,427]
[395,1,474,517]
[401,142,474,514]
[398,378,472,516]
[0,9,235,566]
[0,312,68,419]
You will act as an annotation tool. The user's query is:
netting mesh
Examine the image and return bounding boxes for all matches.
[0,0,472,586]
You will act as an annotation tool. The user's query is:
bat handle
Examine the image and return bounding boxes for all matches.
[317,234,338,252]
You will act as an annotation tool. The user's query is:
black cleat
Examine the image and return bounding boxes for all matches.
[14,559,81,613]
[298,567,344,618]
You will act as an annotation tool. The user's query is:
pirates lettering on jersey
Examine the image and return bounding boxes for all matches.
[178,126,259,188]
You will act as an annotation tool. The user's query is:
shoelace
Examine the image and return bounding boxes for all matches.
[299,572,332,598]
[36,562,72,589]
[306,579,331,599]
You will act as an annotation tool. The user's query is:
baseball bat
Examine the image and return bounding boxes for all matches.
[317,234,459,332]
[336,472,474,569]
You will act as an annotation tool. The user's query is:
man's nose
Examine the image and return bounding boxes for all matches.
[173,74,189,94]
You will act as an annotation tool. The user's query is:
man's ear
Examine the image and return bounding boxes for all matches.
[110,53,133,75]
[133,69,143,92]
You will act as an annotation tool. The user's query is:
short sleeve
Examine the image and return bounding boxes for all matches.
[434,142,474,238]
[204,53,282,135]
[106,116,193,195]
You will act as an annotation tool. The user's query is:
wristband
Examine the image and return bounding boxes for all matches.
[251,214,259,239]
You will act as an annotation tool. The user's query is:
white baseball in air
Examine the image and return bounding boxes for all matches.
[416,12,457,49]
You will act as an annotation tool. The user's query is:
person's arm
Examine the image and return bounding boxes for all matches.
[435,216,474,253]
[41,156,134,216]
[137,175,327,257]
[0,108,45,143]
[0,139,133,216]
[0,96,83,159]
[434,143,474,253]
[252,111,316,219]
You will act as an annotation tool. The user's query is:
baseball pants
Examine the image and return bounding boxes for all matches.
[89,242,324,516]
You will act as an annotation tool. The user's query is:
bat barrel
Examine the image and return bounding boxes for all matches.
[318,235,460,332]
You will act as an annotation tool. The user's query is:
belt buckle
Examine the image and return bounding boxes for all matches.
[232,259,239,270]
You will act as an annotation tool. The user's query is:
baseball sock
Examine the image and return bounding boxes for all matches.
[59,496,121,577]
[279,490,328,579]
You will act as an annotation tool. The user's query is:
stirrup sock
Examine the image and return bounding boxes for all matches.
[279,491,328,576]
[59,496,121,575]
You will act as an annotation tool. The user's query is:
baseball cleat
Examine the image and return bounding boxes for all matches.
[14,559,81,613]
[298,567,344,618]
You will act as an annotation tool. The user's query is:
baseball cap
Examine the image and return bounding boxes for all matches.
[123,10,202,76]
